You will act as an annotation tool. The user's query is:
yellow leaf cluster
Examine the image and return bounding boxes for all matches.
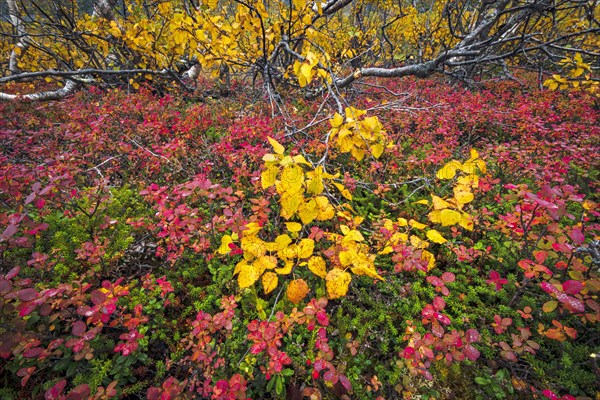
[261,137,339,223]
[329,108,388,161]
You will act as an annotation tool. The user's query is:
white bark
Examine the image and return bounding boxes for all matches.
[0,80,79,102]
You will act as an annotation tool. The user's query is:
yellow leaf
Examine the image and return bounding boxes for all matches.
[454,189,474,205]
[286,222,302,232]
[378,246,393,255]
[254,255,277,272]
[275,261,294,274]
[241,237,266,259]
[414,199,429,205]
[275,234,293,249]
[421,250,436,271]
[287,279,309,304]
[391,232,408,244]
[281,164,305,193]
[351,262,384,281]
[217,234,234,254]
[263,153,277,162]
[436,160,462,180]
[344,106,366,121]
[280,155,294,166]
[350,147,366,161]
[261,164,279,189]
[426,229,447,244]
[262,272,278,294]
[339,250,355,266]
[233,259,247,276]
[410,235,429,249]
[362,116,381,132]
[343,229,364,243]
[315,196,335,220]
[298,198,318,224]
[340,225,350,235]
[293,154,311,165]
[205,0,218,9]
[331,113,344,128]
[244,222,262,236]
[431,195,450,210]
[459,212,474,231]
[409,219,427,230]
[438,209,461,226]
[326,269,352,299]
[281,192,303,218]
[307,256,327,278]
[397,218,408,227]
[371,143,384,158]
[238,263,261,289]
[457,175,478,188]
[333,182,353,200]
[298,238,315,258]
[267,136,285,155]
[468,149,479,161]
[306,166,325,195]
[300,63,313,82]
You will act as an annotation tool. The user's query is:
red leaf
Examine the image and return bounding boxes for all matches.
[441,272,455,282]
[0,279,12,294]
[1,224,18,239]
[463,344,480,361]
[562,280,582,295]
[18,288,38,302]
[5,266,20,279]
[540,282,557,294]
[569,228,584,245]
[18,302,37,317]
[555,292,585,313]
[72,321,87,337]
[65,384,90,400]
[23,347,43,358]
[432,296,446,311]
[465,329,480,343]
[431,320,444,337]
[542,389,559,400]
[90,290,107,305]
[25,192,36,205]
[338,375,352,391]
[45,379,67,400]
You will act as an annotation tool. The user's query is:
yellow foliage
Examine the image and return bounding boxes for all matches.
[326,269,352,299]
[426,229,447,244]
[262,272,278,294]
[307,256,327,278]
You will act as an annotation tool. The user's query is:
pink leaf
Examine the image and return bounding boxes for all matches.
[542,389,559,400]
[65,384,90,400]
[441,272,455,282]
[463,344,480,361]
[465,329,480,343]
[18,288,38,302]
[5,266,20,279]
[1,224,18,240]
[432,296,446,311]
[569,228,584,245]
[338,375,352,391]
[45,379,67,400]
[562,280,583,295]
[72,321,87,337]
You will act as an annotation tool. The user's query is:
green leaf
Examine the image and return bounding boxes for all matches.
[475,377,490,385]
[276,375,283,395]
